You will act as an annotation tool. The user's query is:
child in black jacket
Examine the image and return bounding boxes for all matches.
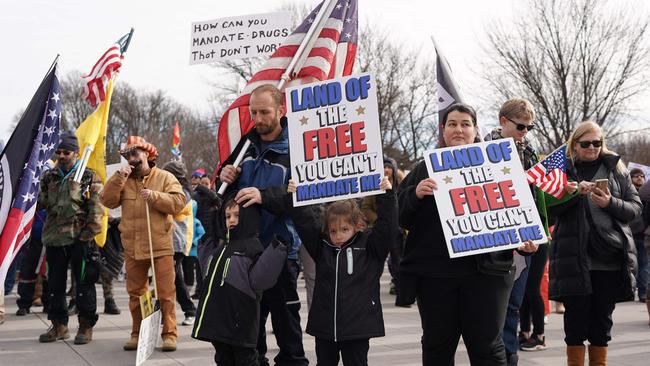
[191,194,287,365]
[267,177,396,366]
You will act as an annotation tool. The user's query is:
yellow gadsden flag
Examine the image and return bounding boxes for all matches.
[75,80,114,247]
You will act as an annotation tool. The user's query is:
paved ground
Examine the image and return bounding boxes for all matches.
[1,272,649,365]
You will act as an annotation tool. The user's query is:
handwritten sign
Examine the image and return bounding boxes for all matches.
[287,73,384,207]
[425,139,546,258]
[190,12,291,64]
[136,310,162,366]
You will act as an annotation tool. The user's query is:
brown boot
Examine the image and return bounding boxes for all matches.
[588,345,607,366]
[39,321,69,342]
[567,345,586,366]
[123,336,138,351]
[74,319,93,344]
[162,337,177,352]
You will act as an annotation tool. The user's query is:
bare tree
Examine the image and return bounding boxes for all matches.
[483,0,650,151]
[59,72,217,171]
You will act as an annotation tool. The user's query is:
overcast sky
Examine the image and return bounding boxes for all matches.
[1,0,648,145]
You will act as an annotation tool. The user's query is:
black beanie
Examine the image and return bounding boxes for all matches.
[58,131,79,152]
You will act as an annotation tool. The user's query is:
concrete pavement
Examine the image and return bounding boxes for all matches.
[1,272,649,365]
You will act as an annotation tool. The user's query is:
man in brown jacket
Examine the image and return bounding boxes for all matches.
[100,136,186,352]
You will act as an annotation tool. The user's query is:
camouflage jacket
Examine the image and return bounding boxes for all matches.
[37,162,104,247]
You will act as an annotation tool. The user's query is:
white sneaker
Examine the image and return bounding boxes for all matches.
[182,316,195,326]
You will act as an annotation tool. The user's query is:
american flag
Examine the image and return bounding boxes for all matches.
[83,30,133,107]
[0,63,61,285]
[526,145,568,199]
[216,0,358,167]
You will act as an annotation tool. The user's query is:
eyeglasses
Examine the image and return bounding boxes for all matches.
[506,118,535,131]
[55,150,73,156]
[632,174,645,179]
[577,140,603,148]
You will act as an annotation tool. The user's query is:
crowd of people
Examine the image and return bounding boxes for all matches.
[1,84,649,366]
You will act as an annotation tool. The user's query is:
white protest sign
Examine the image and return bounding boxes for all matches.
[287,73,384,207]
[105,158,128,218]
[190,12,291,64]
[628,162,650,178]
[135,310,162,366]
[424,138,546,258]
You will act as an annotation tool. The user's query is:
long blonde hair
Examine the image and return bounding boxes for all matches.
[567,121,625,172]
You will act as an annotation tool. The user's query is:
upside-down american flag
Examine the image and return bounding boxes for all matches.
[0,62,61,285]
[216,0,358,168]
[526,145,568,199]
[83,30,133,107]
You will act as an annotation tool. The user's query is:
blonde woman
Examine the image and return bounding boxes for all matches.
[547,121,641,366]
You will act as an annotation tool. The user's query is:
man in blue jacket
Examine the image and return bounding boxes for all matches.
[220,84,308,366]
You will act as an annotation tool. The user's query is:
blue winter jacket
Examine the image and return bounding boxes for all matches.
[230,118,301,260]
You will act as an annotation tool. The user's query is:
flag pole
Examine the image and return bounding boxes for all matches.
[217,0,337,195]
[73,29,134,183]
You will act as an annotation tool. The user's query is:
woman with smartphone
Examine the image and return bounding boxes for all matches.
[548,121,642,366]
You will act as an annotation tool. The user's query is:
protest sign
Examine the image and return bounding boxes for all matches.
[135,309,161,366]
[190,12,291,64]
[424,138,546,258]
[287,73,384,207]
[628,162,650,177]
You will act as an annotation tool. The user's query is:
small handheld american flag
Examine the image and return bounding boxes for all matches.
[526,145,568,199]
[83,29,134,107]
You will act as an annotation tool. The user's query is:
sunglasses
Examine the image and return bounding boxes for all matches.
[506,118,535,131]
[120,149,143,159]
[577,140,603,148]
[55,150,73,156]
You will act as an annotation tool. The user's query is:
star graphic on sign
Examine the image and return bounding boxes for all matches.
[47,109,57,119]
[299,116,309,125]
[501,166,511,175]
[22,192,36,203]
[356,105,365,115]
[443,176,453,184]
[44,126,55,136]
[51,92,60,103]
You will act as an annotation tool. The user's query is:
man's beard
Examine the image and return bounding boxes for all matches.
[255,121,278,136]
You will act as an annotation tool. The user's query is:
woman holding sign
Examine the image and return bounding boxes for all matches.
[398,103,538,365]
[548,121,641,366]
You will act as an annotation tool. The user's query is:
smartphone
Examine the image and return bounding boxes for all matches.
[595,179,608,191]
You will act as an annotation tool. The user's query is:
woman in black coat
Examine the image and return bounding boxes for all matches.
[548,121,641,366]
[398,103,537,366]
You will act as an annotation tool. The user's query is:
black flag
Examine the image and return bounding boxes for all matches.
[433,38,464,146]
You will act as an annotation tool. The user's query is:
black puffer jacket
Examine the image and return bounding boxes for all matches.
[191,199,287,347]
[398,161,518,280]
[548,155,641,302]
[265,188,398,341]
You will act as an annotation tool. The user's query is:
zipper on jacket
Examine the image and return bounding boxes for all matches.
[220,258,231,286]
[334,248,341,342]
[346,247,353,275]
[194,245,227,337]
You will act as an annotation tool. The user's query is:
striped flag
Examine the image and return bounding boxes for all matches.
[171,121,181,159]
[83,30,133,107]
[526,145,568,199]
[216,0,358,167]
[0,62,60,285]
